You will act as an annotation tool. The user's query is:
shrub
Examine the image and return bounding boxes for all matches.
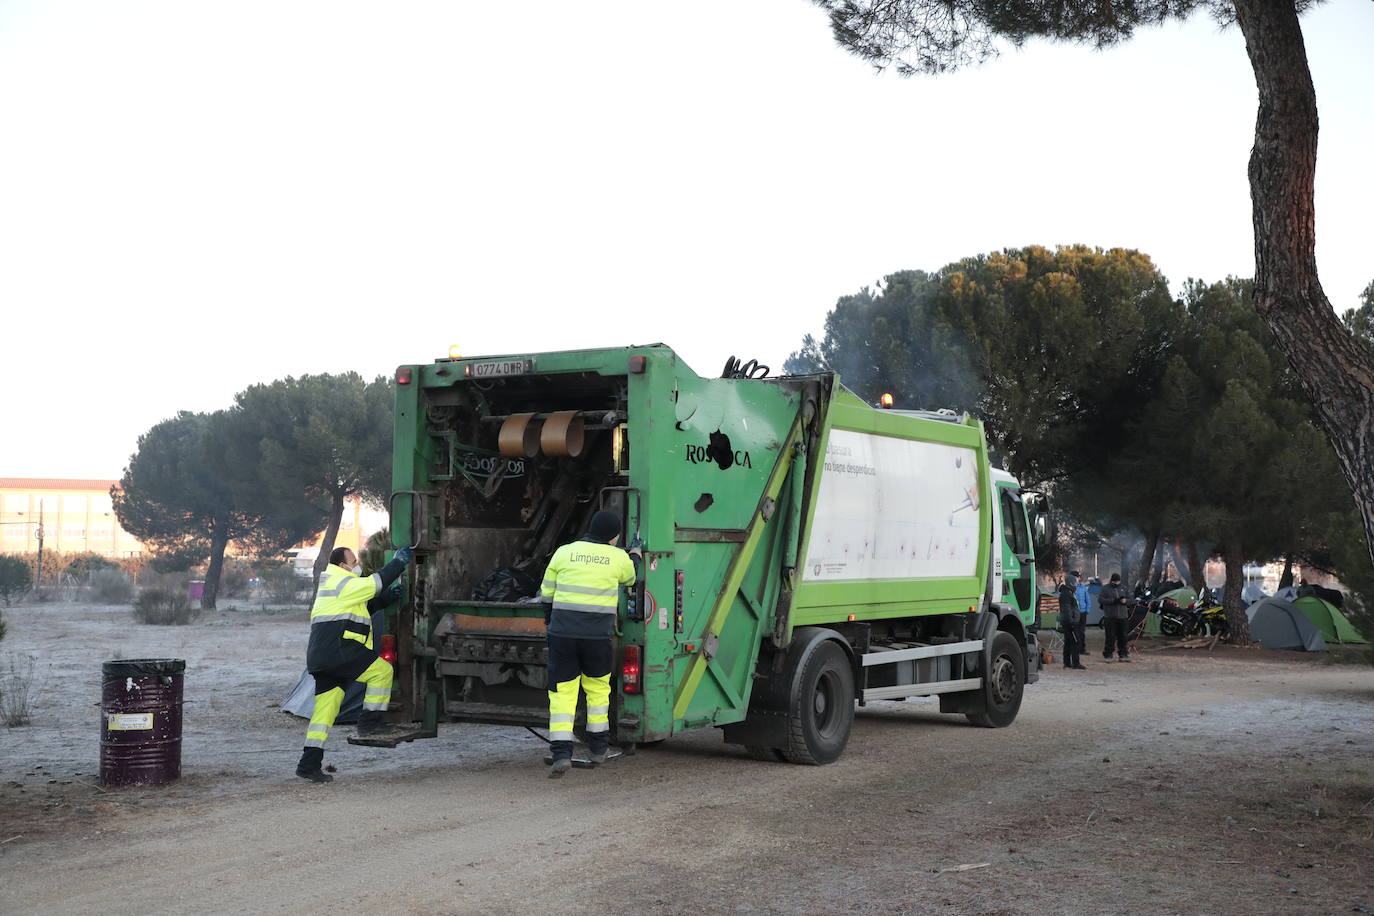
[218,561,252,599]
[67,552,118,581]
[0,655,37,727]
[0,555,33,607]
[260,566,305,607]
[132,588,198,625]
[89,569,136,605]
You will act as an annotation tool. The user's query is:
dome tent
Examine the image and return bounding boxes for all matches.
[1291,595,1366,644]
[1245,597,1327,652]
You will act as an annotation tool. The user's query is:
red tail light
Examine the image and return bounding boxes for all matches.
[395,366,412,385]
[621,645,642,694]
[380,634,397,664]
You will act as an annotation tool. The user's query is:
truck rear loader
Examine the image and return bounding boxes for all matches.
[383,344,1047,763]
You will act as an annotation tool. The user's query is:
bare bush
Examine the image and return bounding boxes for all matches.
[88,569,135,605]
[259,566,306,607]
[0,654,37,727]
[218,562,252,599]
[132,588,198,625]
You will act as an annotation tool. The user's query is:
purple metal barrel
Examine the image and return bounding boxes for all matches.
[100,658,185,788]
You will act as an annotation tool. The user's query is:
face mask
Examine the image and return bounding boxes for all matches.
[351,565,363,576]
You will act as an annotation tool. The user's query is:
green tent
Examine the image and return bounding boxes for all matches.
[1291,596,1367,644]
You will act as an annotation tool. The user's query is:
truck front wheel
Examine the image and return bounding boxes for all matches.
[782,639,855,765]
[965,631,1023,728]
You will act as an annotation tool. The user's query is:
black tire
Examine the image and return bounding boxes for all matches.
[781,639,855,765]
[965,631,1024,728]
[1159,616,1186,638]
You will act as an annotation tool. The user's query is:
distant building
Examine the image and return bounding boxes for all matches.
[1,478,387,563]
[0,478,146,557]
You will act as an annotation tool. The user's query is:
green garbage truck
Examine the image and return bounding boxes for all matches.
[383,344,1048,763]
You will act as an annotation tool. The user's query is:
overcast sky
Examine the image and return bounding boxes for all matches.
[3,0,1371,480]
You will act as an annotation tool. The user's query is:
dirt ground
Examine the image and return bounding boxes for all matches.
[1,602,1372,916]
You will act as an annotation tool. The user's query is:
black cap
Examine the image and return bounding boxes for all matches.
[1110,573,1122,583]
[587,510,622,543]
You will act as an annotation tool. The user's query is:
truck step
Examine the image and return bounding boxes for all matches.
[346,727,436,748]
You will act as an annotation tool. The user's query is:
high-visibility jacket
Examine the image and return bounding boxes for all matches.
[306,564,383,676]
[540,538,636,639]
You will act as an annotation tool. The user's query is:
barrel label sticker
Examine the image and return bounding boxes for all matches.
[108,713,154,731]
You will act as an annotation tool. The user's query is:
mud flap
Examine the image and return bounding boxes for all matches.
[938,611,998,716]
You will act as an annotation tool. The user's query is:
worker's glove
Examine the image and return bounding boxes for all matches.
[394,546,415,565]
[382,583,405,604]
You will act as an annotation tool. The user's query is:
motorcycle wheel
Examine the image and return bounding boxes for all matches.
[1160,617,1186,638]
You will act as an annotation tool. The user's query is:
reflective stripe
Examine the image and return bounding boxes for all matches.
[586,705,609,717]
[585,722,609,733]
[548,713,574,725]
[370,573,383,593]
[304,736,327,748]
[315,579,349,598]
[310,611,371,625]
[554,583,619,598]
[362,702,388,711]
[551,600,617,615]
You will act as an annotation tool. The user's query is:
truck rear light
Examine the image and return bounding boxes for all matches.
[628,355,647,374]
[395,367,412,385]
[622,645,642,694]
[380,634,397,664]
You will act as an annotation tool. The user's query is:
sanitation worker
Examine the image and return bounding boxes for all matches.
[539,510,640,778]
[295,544,413,783]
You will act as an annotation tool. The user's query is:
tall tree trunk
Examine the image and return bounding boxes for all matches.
[202,523,230,611]
[1222,541,1252,644]
[1186,541,1205,592]
[1134,527,1160,593]
[312,490,348,586]
[1232,0,1374,575]
[1278,554,1294,590]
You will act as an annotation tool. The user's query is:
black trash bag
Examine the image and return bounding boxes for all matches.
[471,567,538,602]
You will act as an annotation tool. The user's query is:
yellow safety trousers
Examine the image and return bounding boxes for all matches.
[304,656,393,749]
[548,673,611,742]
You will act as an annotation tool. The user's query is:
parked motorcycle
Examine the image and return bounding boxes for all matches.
[1153,593,1193,637]
[1186,589,1230,639]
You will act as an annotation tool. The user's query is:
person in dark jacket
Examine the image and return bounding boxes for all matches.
[1099,572,1132,662]
[296,544,413,782]
[1058,572,1087,669]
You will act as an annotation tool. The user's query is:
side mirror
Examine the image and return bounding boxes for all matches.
[1022,491,1055,564]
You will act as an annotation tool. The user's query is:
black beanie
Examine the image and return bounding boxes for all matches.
[587,510,622,543]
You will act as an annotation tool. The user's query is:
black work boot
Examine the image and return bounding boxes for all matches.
[548,741,574,779]
[296,747,333,783]
[587,734,611,766]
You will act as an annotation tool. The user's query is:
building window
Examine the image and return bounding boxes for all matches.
[3,526,27,540]
[64,495,89,514]
[62,526,86,539]
[3,495,28,513]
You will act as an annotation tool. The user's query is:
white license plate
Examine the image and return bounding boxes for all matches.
[467,359,533,378]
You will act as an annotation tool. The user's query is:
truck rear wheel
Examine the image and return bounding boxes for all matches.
[782,639,855,765]
[965,630,1023,728]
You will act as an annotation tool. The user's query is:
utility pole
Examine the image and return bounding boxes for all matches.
[35,499,45,593]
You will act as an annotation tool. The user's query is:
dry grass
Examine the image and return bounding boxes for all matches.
[0,654,37,727]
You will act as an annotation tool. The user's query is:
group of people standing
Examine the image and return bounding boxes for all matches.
[1055,570,1134,669]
